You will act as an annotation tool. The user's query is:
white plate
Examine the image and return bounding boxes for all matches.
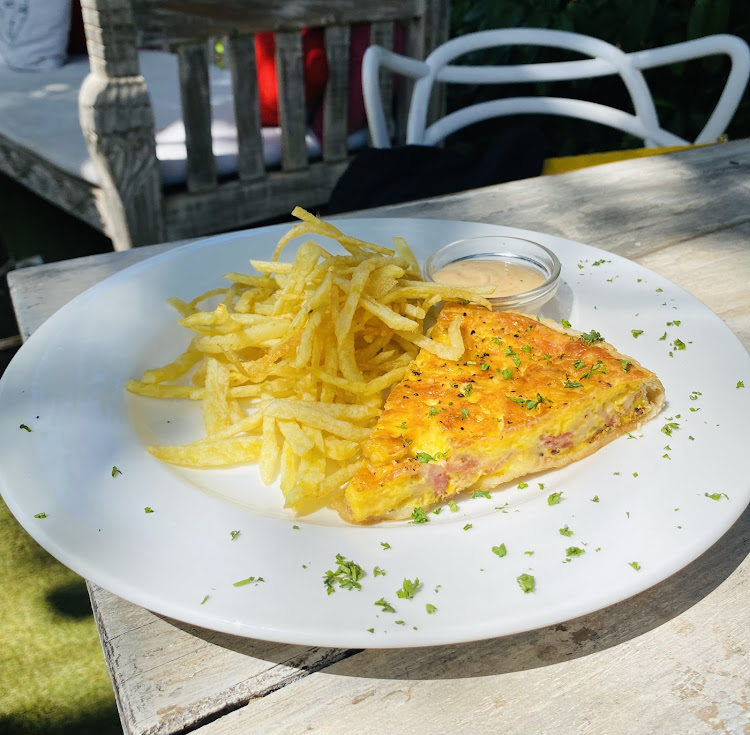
[1,219,749,649]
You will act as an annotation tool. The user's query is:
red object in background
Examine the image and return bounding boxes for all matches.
[255,28,329,126]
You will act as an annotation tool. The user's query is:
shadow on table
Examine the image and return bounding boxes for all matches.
[166,501,748,681]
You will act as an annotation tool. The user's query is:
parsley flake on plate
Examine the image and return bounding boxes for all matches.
[591,495,600,502]
[233,575,265,587]
[565,546,585,557]
[323,554,365,594]
[374,598,395,613]
[396,578,420,599]
[559,525,573,537]
[380,541,391,550]
[111,466,122,477]
[492,543,507,557]
[463,523,473,531]
[230,530,240,540]
[472,489,491,499]
[144,507,154,514]
[33,512,47,519]
[631,329,644,338]
[373,566,386,577]
[448,500,458,513]
[516,574,535,593]
[547,492,563,505]
[426,603,437,614]
[737,380,745,389]
[561,319,572,328]
[19,424,32,432]
[704,492,729,501]
[628,561,641,571]
[200,594,210,605]
[411,507,429,524]
[517,482,528,489]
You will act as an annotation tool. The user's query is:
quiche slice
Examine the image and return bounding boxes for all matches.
[340,305,665,523]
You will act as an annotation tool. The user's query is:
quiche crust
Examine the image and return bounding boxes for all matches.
[340,305,665,523]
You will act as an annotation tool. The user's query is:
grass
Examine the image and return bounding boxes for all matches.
[0,174,122,734]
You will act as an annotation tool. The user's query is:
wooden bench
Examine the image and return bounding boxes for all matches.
[0,0,449,251]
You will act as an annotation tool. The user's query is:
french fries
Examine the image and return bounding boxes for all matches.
[128,208,492,515]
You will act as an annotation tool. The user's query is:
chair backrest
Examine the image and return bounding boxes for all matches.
[78,0,450,249]
[362,28,750,149]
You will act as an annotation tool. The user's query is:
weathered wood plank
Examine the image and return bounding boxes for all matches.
[132,0,426,45]
[322,25,351,163]
[275,31,309,172]
[163,160,349,240]
[370,21,395,144]
[226,34,265,181]
[0,131,102,232]
[177,43,217,192]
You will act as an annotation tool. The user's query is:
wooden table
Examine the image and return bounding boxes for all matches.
[9,139,750,735]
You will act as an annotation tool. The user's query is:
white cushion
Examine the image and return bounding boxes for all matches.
[0,49,366,187]
[0,0,71,71]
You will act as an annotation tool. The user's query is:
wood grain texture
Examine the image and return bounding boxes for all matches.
[9,140,750,735]
[275,31,310,172]
[322,25,351,163]
[131,0,427,45]
[227,34,265,181]
[178,43,218,191]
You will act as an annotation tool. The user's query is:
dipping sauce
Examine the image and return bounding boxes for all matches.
[431,258,547,298]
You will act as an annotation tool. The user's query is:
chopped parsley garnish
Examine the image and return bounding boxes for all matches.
[234,575,265,587]
[524,550,534,556]
[480,362,490,371]
[396,578,420,599]
[448,500,458,513]
[374,598,395,613]
[461,408,469,419]
[427,406,443,416]
[144,507,154,513]
[399,422,407,430]
[672,338,686,351]
[704,492,729,501]
[661,422,679,436]
[521,345,532,353]
[380,541,391,550]
[559,525,573,537]
[628,561,641,571]
[565,546,585,557]
[230,530,240,540]
[563,380,583,388]
[411,507,429,524]
[111,466,122,477]
[463,523,473,531]
[506,393,551,410]
[373,566,386,577]
[516,574,535,593]
[200,594,210,605]
[591,495,600,502]
[416,451,434,463]
[472,489,491,499]
[547,492,563,505]
[33,512,47,519]
[501,368,513,379]
[581,360,607,379]
[580,330,604,345]
[738,380,745,388]
[323,554,364,594]
[492,544,507,557]
[292,525,299,530]
[19,424,32,432]
[561,319,571,328]
[491,336,503,345]
[425,603,437,614]
[631,329,644,338]
[517,482,528,489]
[573,359,586,370]
[464,383,474,396]
[620,360,632,372]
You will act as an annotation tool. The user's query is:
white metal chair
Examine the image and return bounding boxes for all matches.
[363,28,750,150]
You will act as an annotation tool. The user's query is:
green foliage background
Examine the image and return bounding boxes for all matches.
[446,0,750,157]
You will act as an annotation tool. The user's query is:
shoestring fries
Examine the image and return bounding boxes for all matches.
[127,208,493,515]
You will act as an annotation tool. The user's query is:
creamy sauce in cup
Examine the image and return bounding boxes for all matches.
[431,258,546,298]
